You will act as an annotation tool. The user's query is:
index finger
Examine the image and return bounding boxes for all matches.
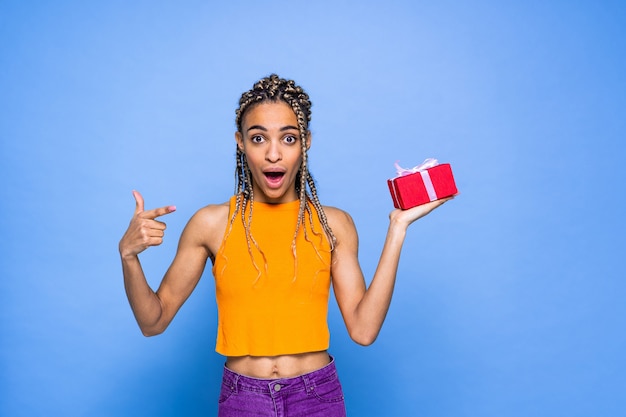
[140,204,177,220]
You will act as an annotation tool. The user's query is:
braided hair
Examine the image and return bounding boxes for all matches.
[230,74,336,279]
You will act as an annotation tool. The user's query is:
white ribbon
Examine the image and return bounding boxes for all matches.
[420,170,438,201]
[394,158,439,176]
[394,158,439,202]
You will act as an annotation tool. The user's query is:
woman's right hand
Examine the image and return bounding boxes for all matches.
[118,190,176,259]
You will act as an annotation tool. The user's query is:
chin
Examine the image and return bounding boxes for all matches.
[261,189,295,203]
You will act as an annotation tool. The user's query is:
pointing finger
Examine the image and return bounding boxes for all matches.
[141,204,177,220]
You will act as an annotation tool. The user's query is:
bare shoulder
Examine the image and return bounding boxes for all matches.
[182,200,231,257]
[322,205,360,266]
[323,205,357,238]
[191,200,230,227]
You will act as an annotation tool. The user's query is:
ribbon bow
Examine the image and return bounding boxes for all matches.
[394,158,439,177]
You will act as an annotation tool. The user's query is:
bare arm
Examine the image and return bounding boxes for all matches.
[329,197,452,346]
[119,191,224,336]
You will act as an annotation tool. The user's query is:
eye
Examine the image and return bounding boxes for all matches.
[283,135,298,144]
[251,135,264,144]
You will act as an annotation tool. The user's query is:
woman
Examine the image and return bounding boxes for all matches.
[119,74,452,416]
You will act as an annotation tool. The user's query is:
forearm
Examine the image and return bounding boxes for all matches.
[121,254,165,336]
[352,219,407,344]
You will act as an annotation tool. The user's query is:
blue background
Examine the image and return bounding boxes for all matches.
[1,1,625,416]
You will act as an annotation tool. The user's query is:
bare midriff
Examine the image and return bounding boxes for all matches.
[225,351,331,379]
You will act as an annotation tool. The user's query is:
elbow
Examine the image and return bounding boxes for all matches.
[139,323,166,337]
[349,328,379,347]
[352,335,377,347]
[135,310,169,337]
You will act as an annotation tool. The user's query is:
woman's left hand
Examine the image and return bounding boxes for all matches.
[389,195,455,227]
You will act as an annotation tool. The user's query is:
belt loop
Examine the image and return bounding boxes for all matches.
[233,374,239,394]
[302,374,313,396]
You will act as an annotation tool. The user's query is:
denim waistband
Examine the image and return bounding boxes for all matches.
[221,356,338,396]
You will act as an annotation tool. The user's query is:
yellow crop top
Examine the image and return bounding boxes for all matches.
[212,196,332,357]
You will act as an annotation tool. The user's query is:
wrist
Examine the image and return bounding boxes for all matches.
[387,217,409,240]
[388,214,410,231]
[119,246,139,262]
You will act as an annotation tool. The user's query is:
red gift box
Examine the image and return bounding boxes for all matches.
[387,161,458,209]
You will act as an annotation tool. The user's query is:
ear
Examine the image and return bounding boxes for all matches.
[305,131,312,150]
[235,131,244,152]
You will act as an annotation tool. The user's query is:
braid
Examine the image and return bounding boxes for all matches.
[231,74,336,281]
[307,172,336,248]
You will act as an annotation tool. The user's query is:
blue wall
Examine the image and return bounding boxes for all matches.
[1,1,625,416]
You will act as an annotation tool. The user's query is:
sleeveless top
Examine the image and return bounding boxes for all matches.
[212,196,332,357]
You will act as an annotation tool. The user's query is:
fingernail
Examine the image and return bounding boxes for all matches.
[169,206,177,212]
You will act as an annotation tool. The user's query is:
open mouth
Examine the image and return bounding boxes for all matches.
[264,171,285,184]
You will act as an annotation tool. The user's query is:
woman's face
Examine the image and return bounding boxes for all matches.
[236,101,310,204]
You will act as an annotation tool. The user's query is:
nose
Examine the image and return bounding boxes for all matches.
[265,141,282,162]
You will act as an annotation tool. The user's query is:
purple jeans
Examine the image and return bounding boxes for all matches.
[217,356,347,417]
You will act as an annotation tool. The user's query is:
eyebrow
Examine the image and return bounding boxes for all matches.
[246,125,299,132]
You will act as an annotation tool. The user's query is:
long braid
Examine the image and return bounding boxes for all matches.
[231,74,336,281]
[307,172,335,248]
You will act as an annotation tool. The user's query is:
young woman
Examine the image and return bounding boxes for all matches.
[119,74,452,416]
